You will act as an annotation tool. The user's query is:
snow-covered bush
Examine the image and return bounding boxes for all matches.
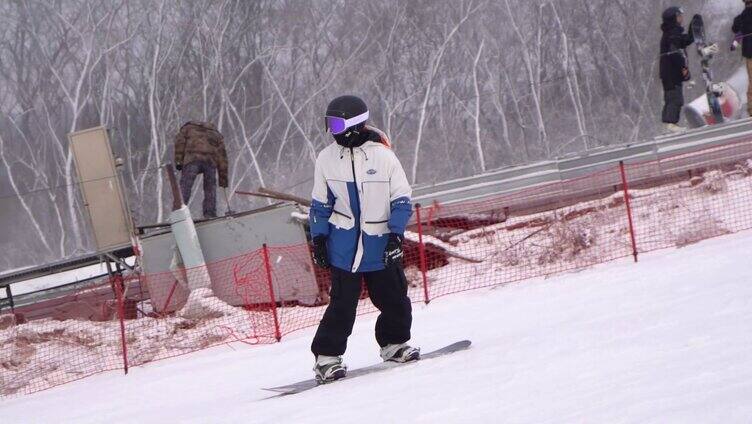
[536,220,596,265]
[697,170,728,194]
[673,217,730,248]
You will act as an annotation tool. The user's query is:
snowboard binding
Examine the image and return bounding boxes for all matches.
[313,356,348,385]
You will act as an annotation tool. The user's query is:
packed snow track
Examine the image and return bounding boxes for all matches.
[3,231,752,423]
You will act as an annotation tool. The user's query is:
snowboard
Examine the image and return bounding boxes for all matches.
[690,14,724,125]
[262,340,471,396]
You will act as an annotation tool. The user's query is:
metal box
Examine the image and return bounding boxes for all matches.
[138,203,318,310]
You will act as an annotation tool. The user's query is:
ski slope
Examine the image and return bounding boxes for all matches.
[4,232,752,423]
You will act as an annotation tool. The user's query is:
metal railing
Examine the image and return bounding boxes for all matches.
[413,118,752,206]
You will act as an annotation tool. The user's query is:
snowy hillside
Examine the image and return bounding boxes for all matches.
[3,231,752,423]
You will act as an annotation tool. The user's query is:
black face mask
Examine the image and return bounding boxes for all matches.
[333,124,367,148]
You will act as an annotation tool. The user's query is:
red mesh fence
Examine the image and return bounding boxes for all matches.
[626,140,752,253]
[412,166,635,301]
[120,249,281,369]
[2,137,752,398]
[0,276,126,397]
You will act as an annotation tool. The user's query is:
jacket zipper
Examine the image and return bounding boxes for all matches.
[349,147,362,272]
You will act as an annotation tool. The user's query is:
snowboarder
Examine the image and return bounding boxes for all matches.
[732,0,752,117]
[308,95,419,383]
[660,6,694,133]
[174,121,228,218]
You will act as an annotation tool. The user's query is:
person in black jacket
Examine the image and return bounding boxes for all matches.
[660,7,694,133]
[732,0,752,117]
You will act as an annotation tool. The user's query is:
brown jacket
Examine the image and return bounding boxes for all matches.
[174,121,229,187]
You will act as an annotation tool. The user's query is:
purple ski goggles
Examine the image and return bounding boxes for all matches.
[324,111,369,135]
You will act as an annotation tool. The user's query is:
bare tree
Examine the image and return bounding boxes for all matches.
[0,0,726,270]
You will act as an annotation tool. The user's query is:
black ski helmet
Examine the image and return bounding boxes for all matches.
[325,95,368,131]
[325,95,370,147]
[662,6,684,23]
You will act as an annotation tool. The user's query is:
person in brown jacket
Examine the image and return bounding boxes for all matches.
[174,121,228,218]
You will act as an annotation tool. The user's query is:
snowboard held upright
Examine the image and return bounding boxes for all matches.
[690,14,724,125]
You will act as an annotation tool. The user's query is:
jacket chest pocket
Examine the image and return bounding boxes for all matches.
[361,181,390,235]
[329,209,355,230]
[326,180,355,230]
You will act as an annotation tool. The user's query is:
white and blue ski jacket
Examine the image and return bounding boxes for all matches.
[309,134,412,273]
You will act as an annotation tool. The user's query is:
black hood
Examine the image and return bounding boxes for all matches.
[661,6,683,31]
[334,125,384,149]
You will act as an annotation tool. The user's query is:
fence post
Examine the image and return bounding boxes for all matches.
[112,274,129,374]
[415,204,431,304]
[160,278,180,316]
[619,161,639,263]
[261,244,282,341]
[5,285,15,314]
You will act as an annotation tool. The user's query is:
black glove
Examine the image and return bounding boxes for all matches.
[176,164,183,171]
[312,235,329,269]
[383,233,404,267]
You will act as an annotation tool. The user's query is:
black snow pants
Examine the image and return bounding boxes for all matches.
[662,84,684,124]
[311,265,413,357]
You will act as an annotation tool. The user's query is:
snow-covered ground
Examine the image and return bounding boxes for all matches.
[3,231,752,423]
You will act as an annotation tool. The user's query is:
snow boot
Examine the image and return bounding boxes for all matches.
[380,343,420,363]
[314,355,347,384]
